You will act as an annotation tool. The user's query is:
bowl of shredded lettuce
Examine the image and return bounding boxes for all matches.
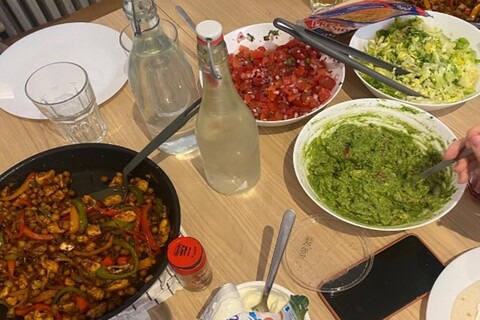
[349,11,480,112]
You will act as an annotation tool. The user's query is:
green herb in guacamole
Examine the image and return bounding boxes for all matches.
[303,122,455,227]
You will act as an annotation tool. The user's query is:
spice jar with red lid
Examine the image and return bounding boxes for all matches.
[167,236,213,291]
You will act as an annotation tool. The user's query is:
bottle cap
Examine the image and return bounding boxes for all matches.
[167,236,207,275]
[196,20,223,45]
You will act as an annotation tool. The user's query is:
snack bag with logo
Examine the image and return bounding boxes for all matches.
[301,0,429,37]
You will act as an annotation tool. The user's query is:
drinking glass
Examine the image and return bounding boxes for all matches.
[25,62,108,143]
[119,19,179,53]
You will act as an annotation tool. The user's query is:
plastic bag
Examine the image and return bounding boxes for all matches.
[301,0,430,37]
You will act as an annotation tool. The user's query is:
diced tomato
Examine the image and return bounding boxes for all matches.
[117,256,130,265]
[318,75,337,90]
[250,47,266,59]
[101,256,115,266]
[228,39,337,121]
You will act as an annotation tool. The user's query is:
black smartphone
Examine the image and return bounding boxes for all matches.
[319,234,444,320]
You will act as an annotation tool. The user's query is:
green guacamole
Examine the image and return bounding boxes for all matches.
[304,121,456,227]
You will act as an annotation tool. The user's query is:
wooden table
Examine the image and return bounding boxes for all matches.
[1,1,479,319]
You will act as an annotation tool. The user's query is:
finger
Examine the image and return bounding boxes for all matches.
[466,126,480,139]
[453,158,469,173]
[466,135,480,162]
[443,138,465,160]
[457,170,469,184]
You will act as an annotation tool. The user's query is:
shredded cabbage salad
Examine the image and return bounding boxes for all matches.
[362,17,480,103]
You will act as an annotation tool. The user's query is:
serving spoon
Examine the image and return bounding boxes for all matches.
[90,97,201,200]
[252,209,296,312]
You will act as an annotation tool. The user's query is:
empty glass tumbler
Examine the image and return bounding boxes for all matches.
[25,61,108,143]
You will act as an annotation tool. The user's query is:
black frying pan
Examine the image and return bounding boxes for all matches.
[0,143,181,319]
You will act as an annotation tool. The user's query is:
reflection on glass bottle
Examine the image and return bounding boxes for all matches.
[123,0,199,155]
[195,20,261,195]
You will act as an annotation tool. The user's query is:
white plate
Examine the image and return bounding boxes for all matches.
[0,22,128,120]
[200,22,345,127]
[426,247,480,320]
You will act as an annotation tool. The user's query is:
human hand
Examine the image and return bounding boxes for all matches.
[443,126,480,184]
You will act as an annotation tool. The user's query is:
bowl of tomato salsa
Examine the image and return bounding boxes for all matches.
[223,23,345,127]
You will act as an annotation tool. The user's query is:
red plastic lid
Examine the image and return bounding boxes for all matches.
[167,236,207,275]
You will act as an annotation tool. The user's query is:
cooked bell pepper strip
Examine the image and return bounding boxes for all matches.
[14,303,52,316]
[4,252,20,260]
[469,3,480,21]
[14,303,62,319]
[38,207,52,217]
[422,0,431,9]
[31,289,57,303]
[4,213,25,239]
[75,294,90,314]
[97,207,123,217]
[16,198,32,207]
[72,198,88,234]
[68,206,80,235]
[95,239,138,280]
[23,225,55,241]
[53,286,88,304]
[73,235,113,257]
[128,185,144,206]
[133,213,141,252]
[449,0,455,10]
[0,172,36,201]
[138,256,155,270]
[6,258,17,281]
[137,204,160,254]
[100,220,134,230]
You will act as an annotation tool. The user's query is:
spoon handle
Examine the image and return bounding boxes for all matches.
[263,209,296,297]
[175,5,197,31]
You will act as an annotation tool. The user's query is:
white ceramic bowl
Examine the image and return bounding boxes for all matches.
[349,11,480,112]
[237,281,311,319]
[224,23,345,127]
[293,98,466,231]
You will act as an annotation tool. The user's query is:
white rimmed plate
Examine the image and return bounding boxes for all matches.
[426,247,480,320]
[0,22,128,120]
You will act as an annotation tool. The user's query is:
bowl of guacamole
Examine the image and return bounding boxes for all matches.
[293,98,465,231]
